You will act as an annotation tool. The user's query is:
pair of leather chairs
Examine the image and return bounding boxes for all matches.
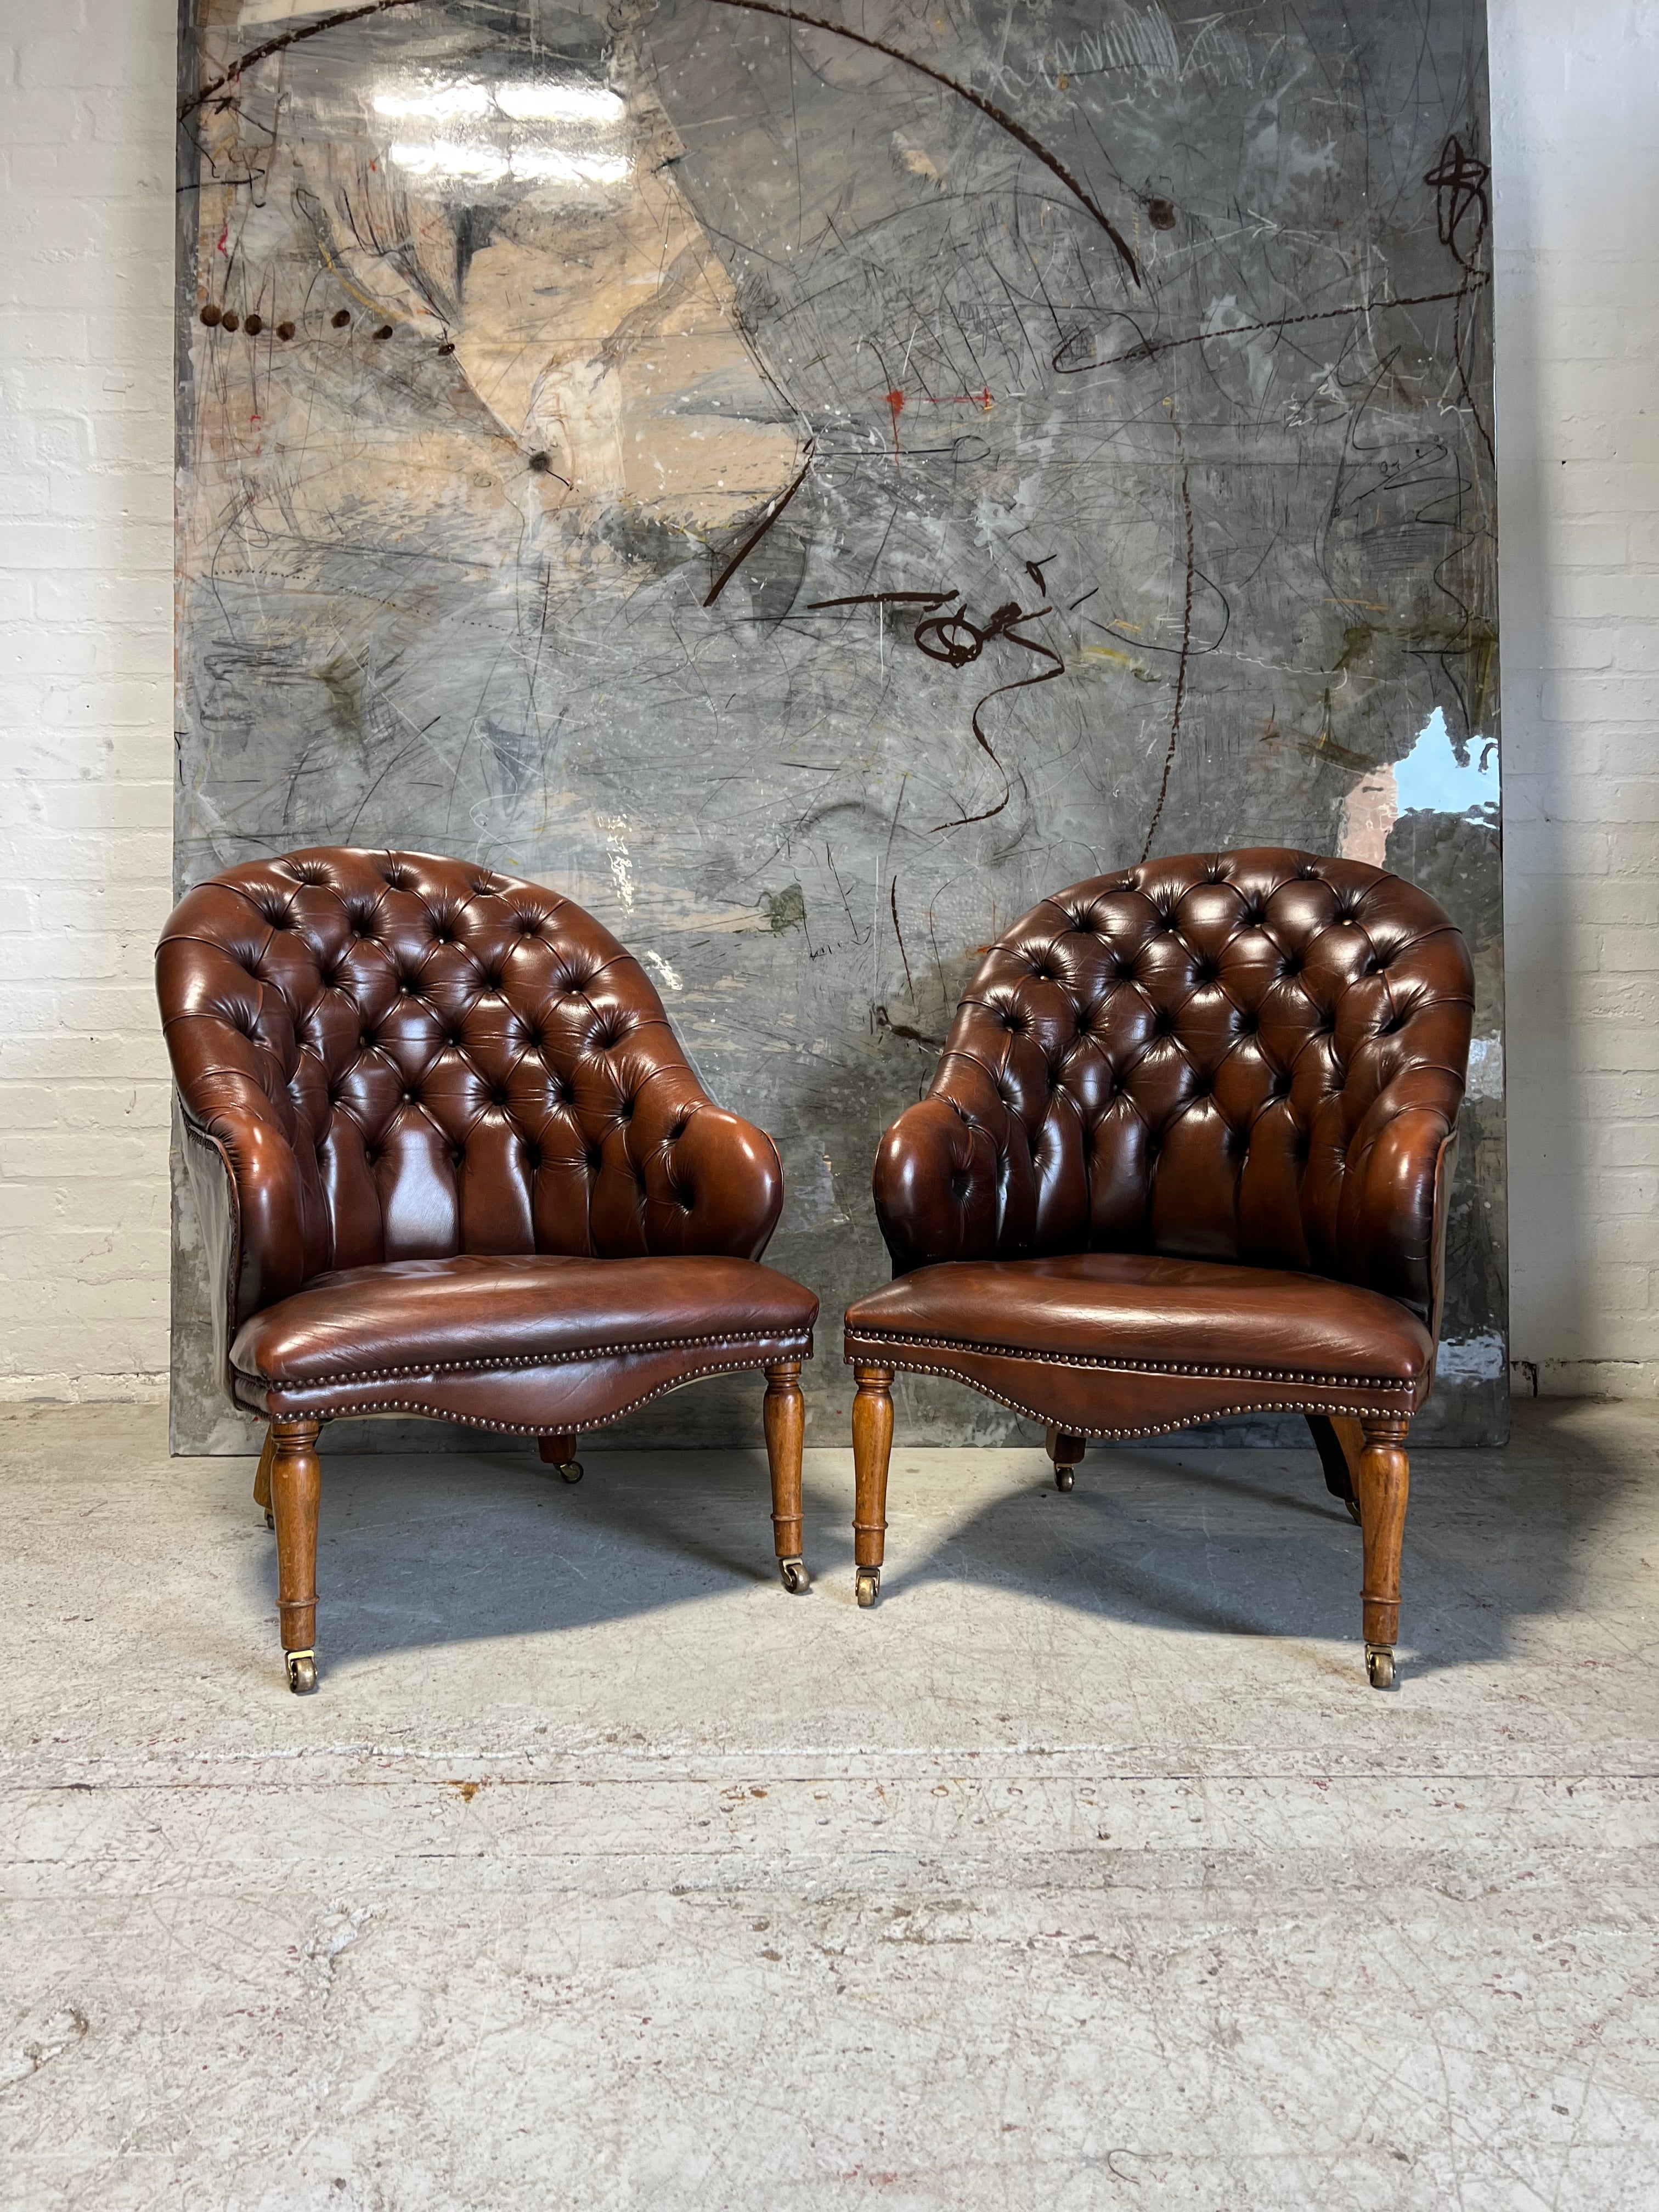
[157,845,1472,1695]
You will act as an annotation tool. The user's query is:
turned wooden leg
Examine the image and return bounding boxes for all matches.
[269,1416,323,1694]
[851,1363,894,1608]
[764,1358,809,1593]
[537,1432,584,1483]
[1045,1425,1085,1492]
[1356,1415,1410,1689]
[253,1426,276,1526]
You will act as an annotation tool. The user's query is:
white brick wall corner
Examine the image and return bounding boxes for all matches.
[1492,0,1659,1399]
[0,0,176,1401]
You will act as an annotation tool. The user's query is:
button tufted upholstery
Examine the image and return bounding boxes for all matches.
[862,849,1471,1331]
[157,847,818,1689]
[841,849,1473,1679]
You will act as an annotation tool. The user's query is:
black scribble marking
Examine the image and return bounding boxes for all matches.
[811,587,1063,831]
[1425,134,1495,465]
[1089,568,1228,659]
[930,603,1065,833]
[1139,438,1194,865]
[889,877,915,997]
[807,591,959,610]
[1425,135,1490,274]
[915,609,986,666]
[1068,586,1099,611]
[1024,557,1052,591]
[1052,282,1488,376]
[703,439,816,607]
[826,843,867,946]
[874,1005,947,1051]
[703,0,1141,285]
[180,0,421,120]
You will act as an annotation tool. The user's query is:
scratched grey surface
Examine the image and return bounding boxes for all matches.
[172,0,1504,1453]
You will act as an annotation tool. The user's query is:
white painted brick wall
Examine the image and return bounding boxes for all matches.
[0,0,176,1400]
[0,1,1653,1402]
[1492,0,1659,1400]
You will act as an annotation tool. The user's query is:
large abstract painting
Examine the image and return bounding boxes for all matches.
[173,0,1504,1449]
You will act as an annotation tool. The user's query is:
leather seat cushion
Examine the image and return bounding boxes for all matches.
[233,1252,818,1387]
[844,1253,1431,1386]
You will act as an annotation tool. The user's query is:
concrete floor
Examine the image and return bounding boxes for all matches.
[0,1401,1655,2209]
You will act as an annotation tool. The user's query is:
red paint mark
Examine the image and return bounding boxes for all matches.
[923,386,994,411]
[884,387,904,467]
[216,222,228,256]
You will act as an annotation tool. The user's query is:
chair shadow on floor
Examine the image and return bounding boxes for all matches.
[247,1401,1645,1679]
[883,1402,1648,1679]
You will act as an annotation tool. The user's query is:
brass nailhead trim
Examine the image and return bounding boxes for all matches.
[242,1325,815,1390]
[841,1328,1415,1392]
[241,1348,812,1436]
[833,1353,1412,1443]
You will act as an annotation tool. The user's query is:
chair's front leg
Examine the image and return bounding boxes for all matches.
[1357,1415,1410,1689]
[764,1358,809,1593]
[253,1425,276,1527]
[851,1363,894,1607]
[269,1416,323,1694]
[537,1433,584,1483]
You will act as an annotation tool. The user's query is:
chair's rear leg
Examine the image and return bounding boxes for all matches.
[253,1425,276,1528]
[269,1417,323,1694]
[851,1363,894,1607]
[1356,1415,1410,1689]
[1330,1415,1367,1524]
[1307,1414,1363,1523]
[1045,1425,1085,1492]
[537,1434,584,1483]
[764,1358,809,1593]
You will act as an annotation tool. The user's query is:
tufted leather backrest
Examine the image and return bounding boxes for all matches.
[873,849,1473,1327]
[157,848,783,1346]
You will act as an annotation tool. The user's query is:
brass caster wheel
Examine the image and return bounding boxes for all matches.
[1346,1497,1362,1527]
[1365,1644,1396,1691]
[779,1555,810,1595]
[264,1508,275,1531]
[855,1566,881,1609]
[1054,1467,1075,1492]
[555,1460,584,1485]
[285,1649,318,1696]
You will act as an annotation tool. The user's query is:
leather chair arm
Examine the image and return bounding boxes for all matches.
[180,1080,312,1318]
[872,1096,1001,1274]
[177,1105,242,1399]
[1338,1071,1463,1329]
[665,1103,786,1261]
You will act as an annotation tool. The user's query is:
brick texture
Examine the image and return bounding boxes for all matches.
[1492,0,1659,1396]
[0,0,174,1400]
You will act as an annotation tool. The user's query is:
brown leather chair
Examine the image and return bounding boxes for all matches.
[843,849,1472,1688]
[157,847,819,1692]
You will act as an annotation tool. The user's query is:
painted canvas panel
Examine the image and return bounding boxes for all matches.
[172,0,1504,1449]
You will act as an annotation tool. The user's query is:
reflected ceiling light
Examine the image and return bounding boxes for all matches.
[389,140,631,187]
[496,83,627,124]
[374,83,491,121]
[374,80,625,126]
[390,139,510,182]
[511,149,631,183]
